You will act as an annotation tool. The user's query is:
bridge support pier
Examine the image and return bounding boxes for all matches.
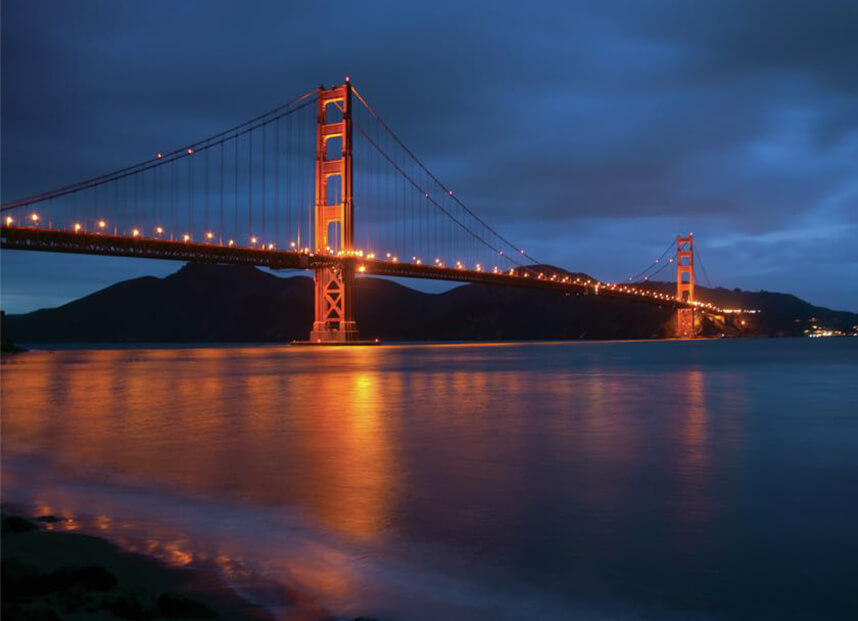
[310,263,360,343]
[676,308,695,338]
[675,234,696,338]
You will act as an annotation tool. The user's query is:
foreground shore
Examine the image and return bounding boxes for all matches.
[2,513,351,620]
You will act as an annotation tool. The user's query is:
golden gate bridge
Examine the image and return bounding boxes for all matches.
[1,80,738,343]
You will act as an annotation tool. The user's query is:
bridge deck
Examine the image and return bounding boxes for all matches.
[1,227,697,311]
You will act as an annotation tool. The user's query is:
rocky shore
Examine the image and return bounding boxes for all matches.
[2,513,278,620]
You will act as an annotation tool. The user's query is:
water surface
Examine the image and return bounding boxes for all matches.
[3,339,857,619]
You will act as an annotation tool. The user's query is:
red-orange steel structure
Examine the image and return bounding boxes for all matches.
[676,233,695,338]
[0,80,738,345]
[310,83,359,342]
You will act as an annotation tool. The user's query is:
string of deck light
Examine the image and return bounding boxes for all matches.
[4,104,319,254]
[3,217,731,313]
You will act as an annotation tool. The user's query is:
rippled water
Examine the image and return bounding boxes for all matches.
[2,339,857,620]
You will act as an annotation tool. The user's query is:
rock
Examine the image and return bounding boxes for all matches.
[1,515,38,534]
[35,515,63,523]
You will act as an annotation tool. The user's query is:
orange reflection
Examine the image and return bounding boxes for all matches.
[676,369,712,529]
[1,347,400,545]
[285,356,398,541]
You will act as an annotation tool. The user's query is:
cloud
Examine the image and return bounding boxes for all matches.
[2,0,857,311]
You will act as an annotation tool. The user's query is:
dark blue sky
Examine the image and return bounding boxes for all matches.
[3,0,857,312]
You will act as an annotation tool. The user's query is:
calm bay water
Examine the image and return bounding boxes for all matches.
[2,339,857,620]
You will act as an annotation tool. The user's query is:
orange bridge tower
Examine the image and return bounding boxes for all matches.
[676,233,695,338]
[309,83,360,343]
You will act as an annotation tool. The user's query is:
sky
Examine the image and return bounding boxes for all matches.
[2,0,857,313]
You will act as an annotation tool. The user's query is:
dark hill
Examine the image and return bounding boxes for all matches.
[4,263,856,342]
[638,281,858,337]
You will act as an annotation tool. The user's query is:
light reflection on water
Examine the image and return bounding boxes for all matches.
[2,339,858,620]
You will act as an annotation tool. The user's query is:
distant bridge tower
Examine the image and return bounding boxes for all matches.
[309,83,359,343]
[676,233,695,338]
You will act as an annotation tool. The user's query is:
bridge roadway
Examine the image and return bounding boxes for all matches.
[1,226,699,311]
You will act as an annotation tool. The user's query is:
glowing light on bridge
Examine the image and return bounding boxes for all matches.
[0,80,747,339]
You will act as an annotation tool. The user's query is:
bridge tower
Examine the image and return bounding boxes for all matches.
[309,83,360,343]
[676,233,695,338]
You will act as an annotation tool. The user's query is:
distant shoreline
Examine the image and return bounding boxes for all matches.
[8,335,854,352]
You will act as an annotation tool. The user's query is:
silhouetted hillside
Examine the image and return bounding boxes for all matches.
[4,263,856,343]
[638,281,858,337]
